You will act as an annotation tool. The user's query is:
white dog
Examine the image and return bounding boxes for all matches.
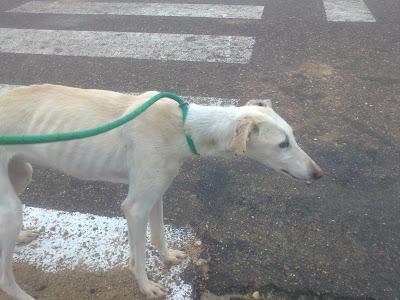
[0,84,323,299]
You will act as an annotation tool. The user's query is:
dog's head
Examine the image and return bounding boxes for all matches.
[229,99,323,181]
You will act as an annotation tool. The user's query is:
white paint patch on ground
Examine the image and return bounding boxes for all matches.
[9,1,264,19]
[0,28,255,64]
[323,0,376,22]
[184,95,239,106]
[0,84,244,106]
[0,84,18,94]
[15,206,194,300]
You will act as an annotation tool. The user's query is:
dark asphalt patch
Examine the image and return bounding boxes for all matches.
[165,149,400,299]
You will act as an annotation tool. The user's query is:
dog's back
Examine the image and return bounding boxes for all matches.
[0,84,131,136]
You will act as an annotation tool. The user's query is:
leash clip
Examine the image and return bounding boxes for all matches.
[179,101,189,109]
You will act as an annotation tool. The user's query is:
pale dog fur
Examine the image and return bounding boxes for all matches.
[0,84,323,299]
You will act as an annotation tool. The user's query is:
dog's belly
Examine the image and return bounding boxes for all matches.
[13,141,130,184]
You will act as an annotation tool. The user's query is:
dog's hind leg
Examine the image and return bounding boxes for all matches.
[8,159,39,245]
[149,199,187,265]
[0,164,34,300]
[16,230,39,245]
[8,159,33,196]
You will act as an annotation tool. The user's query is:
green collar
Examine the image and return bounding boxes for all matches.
[178,101,200,155]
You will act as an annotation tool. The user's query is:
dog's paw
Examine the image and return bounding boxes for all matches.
[164,249,187,265]
[17,230,40,244]
[139,280,168,299]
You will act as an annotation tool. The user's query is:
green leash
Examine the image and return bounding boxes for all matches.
[0,91,200,155]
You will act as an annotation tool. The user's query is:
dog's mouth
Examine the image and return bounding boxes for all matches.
[280,169,311,183]
[280,169,298,179]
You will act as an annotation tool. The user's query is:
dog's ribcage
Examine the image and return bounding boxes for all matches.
[1,95,130,183]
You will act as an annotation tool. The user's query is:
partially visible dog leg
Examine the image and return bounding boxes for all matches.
[0,166,34,300]
[149,199,187,265]
[8,159,39,245]
[16,230,39,245]
[8,159,32,196]
[122,167,175,299]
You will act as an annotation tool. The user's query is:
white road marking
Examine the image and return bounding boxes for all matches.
[183,95,240,106]
[15,206,194,300]
[0,28,255,64]
[0,84,18,94]
[0,84,242,106]
[323,0,376,22]
[9,1,264,19]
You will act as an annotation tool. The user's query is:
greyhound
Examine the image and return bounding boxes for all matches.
[0,84,323,299]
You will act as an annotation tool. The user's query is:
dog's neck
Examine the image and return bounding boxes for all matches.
[185,104,242,157]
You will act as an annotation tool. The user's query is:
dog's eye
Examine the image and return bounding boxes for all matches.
[279,141,289,148]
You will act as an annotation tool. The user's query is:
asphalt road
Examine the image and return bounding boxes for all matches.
[0,0,399,299]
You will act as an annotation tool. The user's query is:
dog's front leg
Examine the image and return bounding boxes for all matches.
[122,169,173,299]
[150,199,187,265]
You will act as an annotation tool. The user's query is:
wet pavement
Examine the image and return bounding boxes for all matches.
[1,0,399,299]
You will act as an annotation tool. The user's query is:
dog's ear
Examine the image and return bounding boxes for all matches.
[245,99,272,108]
[229,116,259,157]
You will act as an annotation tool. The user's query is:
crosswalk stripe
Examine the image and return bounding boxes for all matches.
[0,28,255,64]
[322,0,376,22]
[0,84,241,106]
[9,1,265,20]
[0,84,18,94]
[15,206,194,299]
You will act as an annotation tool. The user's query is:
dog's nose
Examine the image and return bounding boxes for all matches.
[312,165,324,180]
